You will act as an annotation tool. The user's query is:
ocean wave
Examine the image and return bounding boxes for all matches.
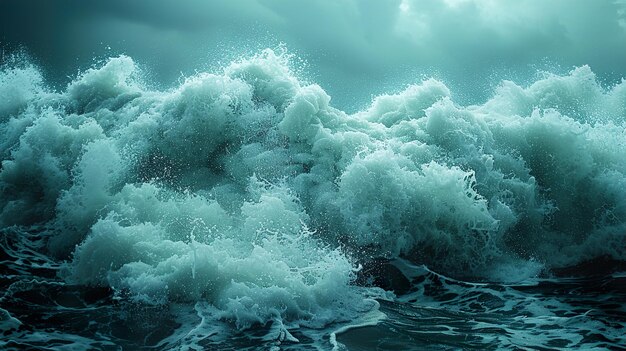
[1,48,625,331]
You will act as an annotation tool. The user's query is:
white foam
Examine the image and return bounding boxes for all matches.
[1,49,626,332]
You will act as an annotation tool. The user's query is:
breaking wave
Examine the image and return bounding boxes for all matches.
[1,48,626,335]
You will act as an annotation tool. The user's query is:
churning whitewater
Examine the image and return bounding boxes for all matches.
[1,49,626,350]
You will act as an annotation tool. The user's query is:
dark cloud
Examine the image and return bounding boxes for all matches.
[2,0,625,110]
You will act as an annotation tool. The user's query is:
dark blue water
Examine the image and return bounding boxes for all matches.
[2,226,625,350]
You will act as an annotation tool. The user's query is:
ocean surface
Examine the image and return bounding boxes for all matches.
[1,49,626,350]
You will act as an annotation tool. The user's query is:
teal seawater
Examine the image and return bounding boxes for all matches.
[1,49,625,350]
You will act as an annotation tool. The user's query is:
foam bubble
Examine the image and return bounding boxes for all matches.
[1,49,626,332]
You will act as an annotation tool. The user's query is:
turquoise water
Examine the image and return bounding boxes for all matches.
[1,49,626,350]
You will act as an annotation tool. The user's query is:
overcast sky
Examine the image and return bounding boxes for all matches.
[2,0,626,110]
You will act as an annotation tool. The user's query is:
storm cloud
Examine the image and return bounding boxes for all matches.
[2,0,625,110]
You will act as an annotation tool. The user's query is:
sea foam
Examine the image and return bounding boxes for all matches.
[1,49,625,330]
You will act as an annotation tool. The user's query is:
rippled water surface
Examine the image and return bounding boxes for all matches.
[2,227,625,350]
